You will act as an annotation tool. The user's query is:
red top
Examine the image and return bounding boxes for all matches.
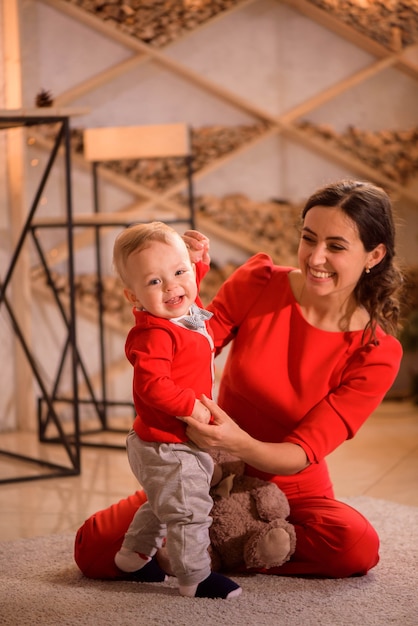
[129,262,214,444]
[208,254,403,499]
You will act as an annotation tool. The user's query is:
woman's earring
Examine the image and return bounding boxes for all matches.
[365,266,371,274]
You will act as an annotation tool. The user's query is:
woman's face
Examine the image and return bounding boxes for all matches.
[298,205,385,304]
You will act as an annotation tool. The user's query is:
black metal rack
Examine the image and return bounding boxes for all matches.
[0,108,85,483]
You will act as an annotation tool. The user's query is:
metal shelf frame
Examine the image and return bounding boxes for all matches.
[0,108,83,483]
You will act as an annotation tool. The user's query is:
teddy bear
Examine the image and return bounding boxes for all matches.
[207,449,296,572]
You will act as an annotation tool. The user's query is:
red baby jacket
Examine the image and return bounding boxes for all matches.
[128,262,214,444]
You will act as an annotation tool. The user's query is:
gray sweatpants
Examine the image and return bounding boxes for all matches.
[121,429,214,587]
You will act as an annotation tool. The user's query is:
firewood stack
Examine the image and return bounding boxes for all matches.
[67,0,418,49]
[106,123,270,192]
[309,0,418,49]
[187,193,301,265]
[63,124,269,192]
[59,122,418,191]
[68,0,246,47]
[297,121,418,185]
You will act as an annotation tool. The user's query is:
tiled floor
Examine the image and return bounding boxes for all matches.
[0,400,417,542]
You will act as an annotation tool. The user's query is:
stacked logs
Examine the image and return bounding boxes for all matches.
[63,122,418,191]
[63,123,270,192]
[107,123,270,192]
[297,121,418,185]
[190,193,300,265]
[309,0,418,49]
[66,0,418,49]
[66,0,245,47]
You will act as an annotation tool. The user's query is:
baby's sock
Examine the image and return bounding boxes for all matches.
[179,572,242,599]
[114,547,151,573]
[128,558,167,583]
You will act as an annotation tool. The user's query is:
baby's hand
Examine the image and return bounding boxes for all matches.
[183,230,210,265]
[182,399,211,424]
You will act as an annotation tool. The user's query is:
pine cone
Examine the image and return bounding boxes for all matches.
[35,89,54,107]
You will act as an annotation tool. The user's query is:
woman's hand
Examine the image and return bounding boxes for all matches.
[177,394,248,454]
[183,230,210,265]
[179,395,310,476]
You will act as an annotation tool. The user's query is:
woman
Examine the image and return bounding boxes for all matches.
[74,180,403,580]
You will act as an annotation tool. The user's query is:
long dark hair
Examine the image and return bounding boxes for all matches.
[302,180,403,342]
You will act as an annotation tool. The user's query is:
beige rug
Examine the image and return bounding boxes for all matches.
[0,497,417,626]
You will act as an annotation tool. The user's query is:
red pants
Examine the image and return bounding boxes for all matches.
[74,490,379,579]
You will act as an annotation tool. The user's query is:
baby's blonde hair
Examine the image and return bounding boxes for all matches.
[113,221,182,286]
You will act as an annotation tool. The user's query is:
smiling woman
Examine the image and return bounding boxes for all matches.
[293,206,386,333]
[296,179,400,339]
[74,180,404,583]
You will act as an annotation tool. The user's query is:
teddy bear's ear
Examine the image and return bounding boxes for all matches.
[211,463,223,487]
[212,474,235,498]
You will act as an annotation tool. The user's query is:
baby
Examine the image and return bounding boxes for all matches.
[112,221,241,599]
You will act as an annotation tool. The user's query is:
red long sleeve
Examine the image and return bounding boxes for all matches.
[208,254,402,484]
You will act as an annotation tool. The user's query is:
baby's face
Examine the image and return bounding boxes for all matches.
[123,236,197,319]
